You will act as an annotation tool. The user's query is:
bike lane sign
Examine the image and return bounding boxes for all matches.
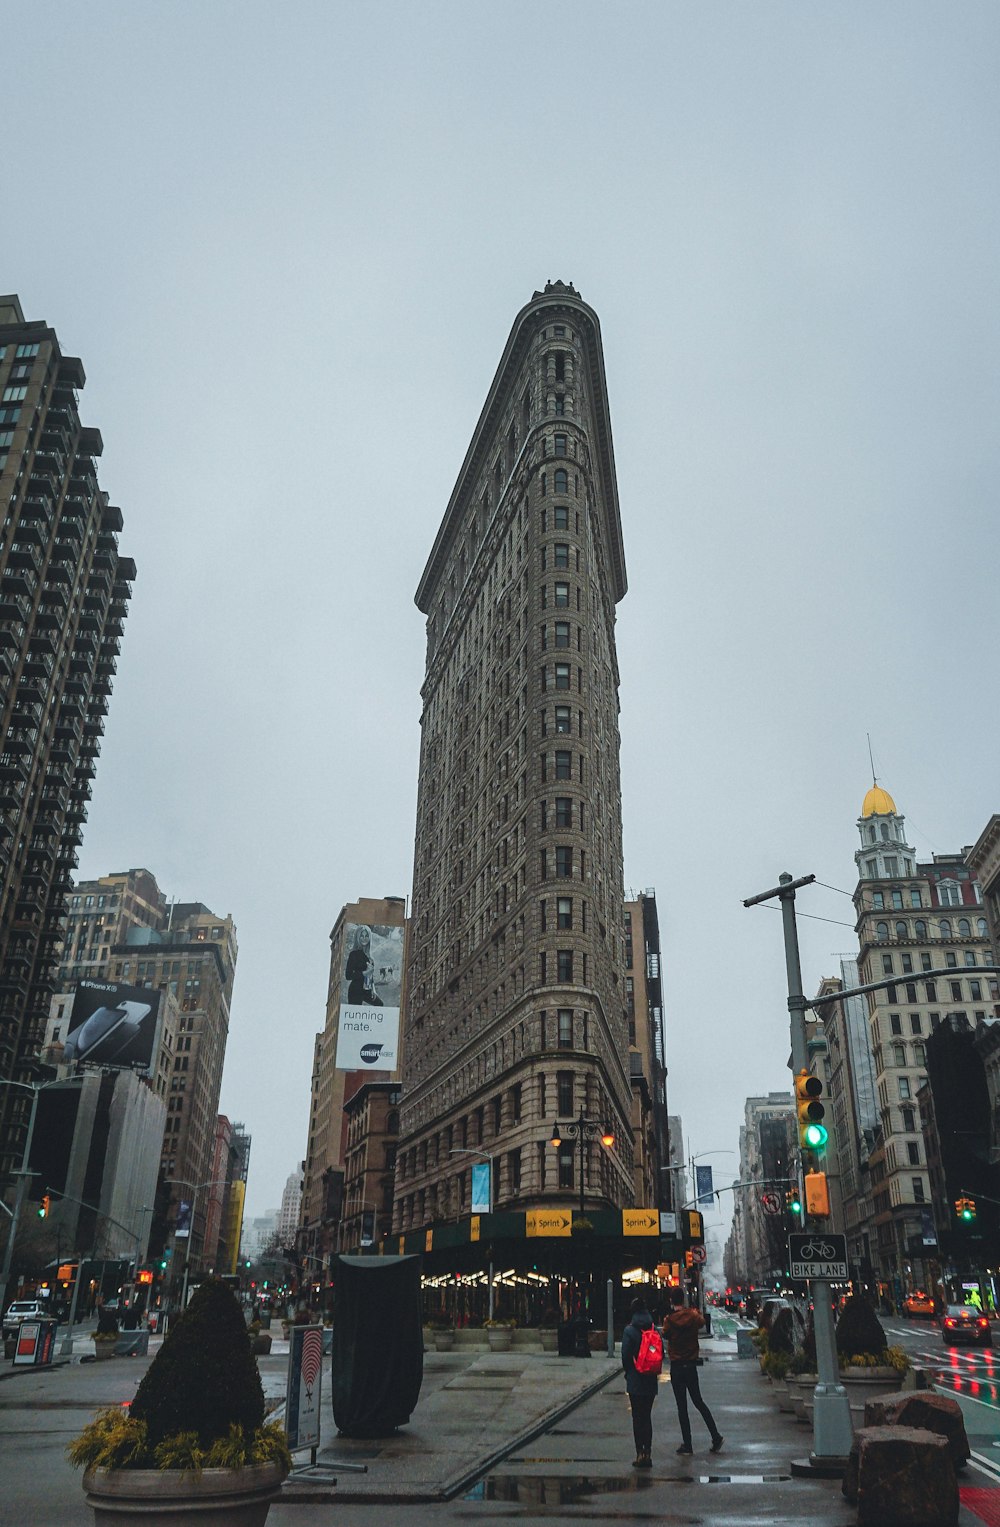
[788,1232,848,1280]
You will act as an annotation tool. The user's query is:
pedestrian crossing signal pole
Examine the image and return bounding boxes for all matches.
[744,872,853,1468]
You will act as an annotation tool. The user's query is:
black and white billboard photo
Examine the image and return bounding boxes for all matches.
[63,979,162,1074]
[336,922,403,1070]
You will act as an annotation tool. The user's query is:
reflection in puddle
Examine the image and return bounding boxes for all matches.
[463,1472,792,1502]
[464,1476,663,1503]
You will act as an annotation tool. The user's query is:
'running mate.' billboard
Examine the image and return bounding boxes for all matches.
[336,923,403,1071]
[63,980,163,1075]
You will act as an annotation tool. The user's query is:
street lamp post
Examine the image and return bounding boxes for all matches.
[549,1108,615,1220]
[744,871,853,1467]
[169,1179,231,1309]
[53,1192,154,1357]
[449,1148,497,1320]
[0,1078,62,1316]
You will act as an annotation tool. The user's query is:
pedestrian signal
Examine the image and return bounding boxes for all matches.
[804,1171,830,1218]
[795,1071,828,1152]
[686,1210,704,1243]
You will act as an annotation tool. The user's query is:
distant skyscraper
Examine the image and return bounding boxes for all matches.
[53,868,237,1269]
[299,895,407,1263]
[395,282,633,1234]
[0,296,134,1184]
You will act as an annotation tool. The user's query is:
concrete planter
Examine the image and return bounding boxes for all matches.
[539,1328,559,1353]
[486,1327,513,1352]
[433,1330,456,1352]
[91,1339,116,1362]
[250,1333,272,1356]
[82,1462,285,1527]
[839,1367,904,1401]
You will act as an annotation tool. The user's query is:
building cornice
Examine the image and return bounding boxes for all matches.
[415,285,626,612]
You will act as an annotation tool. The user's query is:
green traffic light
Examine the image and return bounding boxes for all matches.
[804,1122,828,1150]
[962,1206,974,1221]
[789,1197,802,1214]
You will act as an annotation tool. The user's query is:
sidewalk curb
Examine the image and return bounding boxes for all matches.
[278,1359,622,1506]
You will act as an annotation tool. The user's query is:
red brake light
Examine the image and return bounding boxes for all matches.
[945,1318,956,1327]
[979,1319,989,1327]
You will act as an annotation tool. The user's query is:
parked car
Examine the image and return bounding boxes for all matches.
[2,1300,48,1339]
[903,1290,936,1318]
[941,1305,992,1347]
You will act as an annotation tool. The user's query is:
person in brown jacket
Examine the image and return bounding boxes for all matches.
[663,1288,723,1455]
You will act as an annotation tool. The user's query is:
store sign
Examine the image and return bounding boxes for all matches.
[526,1208,572,1238]
[469,1215,480,1243]
[622,1209,658,1237]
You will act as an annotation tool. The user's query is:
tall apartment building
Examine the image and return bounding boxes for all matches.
[813,959,879,1283]
[852,782,994,1286]
[53,870,237,1268]
[299,895,407,1263]
[395,282,633,1235]
[624,890,670,1209]
[0,296,133,1184]
[733,1094,797,1287]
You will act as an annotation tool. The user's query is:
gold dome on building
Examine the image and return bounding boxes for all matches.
[861,784,897,818]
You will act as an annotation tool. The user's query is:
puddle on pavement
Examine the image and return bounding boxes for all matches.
[464,1472,791,1502]
[463,1476,666,1503]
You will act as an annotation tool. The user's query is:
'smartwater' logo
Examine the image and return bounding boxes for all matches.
[360,1042,384,1065]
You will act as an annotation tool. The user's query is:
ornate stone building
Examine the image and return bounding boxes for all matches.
[852,782,994,1288]
[395,283,634,1234]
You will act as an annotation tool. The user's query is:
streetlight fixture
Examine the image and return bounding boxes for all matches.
[167,1178,231,1308]
[549,1108,616,1220]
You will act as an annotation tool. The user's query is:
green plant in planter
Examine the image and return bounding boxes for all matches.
[768,1307,795,1356]
[68,1279,292,1474]
[835,1295,889,1365]
[786,1348,813,1376]
[750,1328,768,1352]
[484,1317,516,1328]
[428,1316,454,1331]
[763,1349,791,1380]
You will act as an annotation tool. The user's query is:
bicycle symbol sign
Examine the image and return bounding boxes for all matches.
[787,1231,848,1281]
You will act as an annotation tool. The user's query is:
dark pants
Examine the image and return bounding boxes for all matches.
[670,1360,719,1447]
[629,1391,655,1456]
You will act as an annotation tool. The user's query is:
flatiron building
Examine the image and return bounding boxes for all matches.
[395,282,634,1233]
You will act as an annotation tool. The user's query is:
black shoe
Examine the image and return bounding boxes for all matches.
[637,1452,652,1469]
[676,1444,693,1454]
[632,1455,644,1469]
[710,1435,724,1453]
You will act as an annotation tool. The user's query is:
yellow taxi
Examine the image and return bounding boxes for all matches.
[903,1290,936,1318]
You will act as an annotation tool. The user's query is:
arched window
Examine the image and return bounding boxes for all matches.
[895,921,907,940]
[554,468,568,494]
[915,920,927,939]
[939,919,952,938]
[959,919,971,938]
[978,918,988,938]
[880,823,890,841]
[876,922,889,942]
[868,825,876,843]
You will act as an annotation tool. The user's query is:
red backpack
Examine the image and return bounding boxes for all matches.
[634,1325,663,1375]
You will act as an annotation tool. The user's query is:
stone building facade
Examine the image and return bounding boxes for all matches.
[852,783,995,1286]
[395,283,633,1234]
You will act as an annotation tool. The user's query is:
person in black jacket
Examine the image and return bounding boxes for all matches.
[621,1297,659,1468]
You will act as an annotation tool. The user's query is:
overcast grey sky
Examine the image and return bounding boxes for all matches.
[6,3,999,1238]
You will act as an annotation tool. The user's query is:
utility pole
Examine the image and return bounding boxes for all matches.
[744,872,853,1468]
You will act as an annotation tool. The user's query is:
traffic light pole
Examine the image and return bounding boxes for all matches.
[745,872,853,1467]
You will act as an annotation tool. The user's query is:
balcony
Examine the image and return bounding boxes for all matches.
[23,649,55,680]
[5,541,42,573]
[0,590,30,623]
[0,570,33,599]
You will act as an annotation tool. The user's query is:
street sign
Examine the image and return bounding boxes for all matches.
[689,1245,707,1265]
[761,1191,781,1216]
[787,1231,848,1280]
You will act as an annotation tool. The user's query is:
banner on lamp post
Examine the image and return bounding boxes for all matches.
[695,1165,714,1206]
[471,1162,491,1214]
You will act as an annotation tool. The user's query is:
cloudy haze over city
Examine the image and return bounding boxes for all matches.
[5,2,998,1239]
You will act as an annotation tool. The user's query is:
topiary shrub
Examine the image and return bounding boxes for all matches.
[835,1296,887,1361]
[130,1279,265,1451]
[769,1306,795,1355]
